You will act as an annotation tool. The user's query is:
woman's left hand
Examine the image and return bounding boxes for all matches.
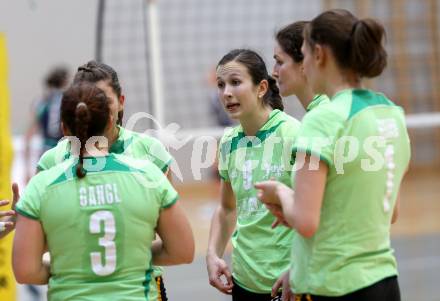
[255,180,284,205]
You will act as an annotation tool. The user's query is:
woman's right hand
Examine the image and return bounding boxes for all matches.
[272,270,295,301]
[0,183,20,237]
[206,253,233,295]
[0,199,15,233]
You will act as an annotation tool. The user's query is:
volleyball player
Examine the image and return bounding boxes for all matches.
[257,9,410,301]
[272,21,329,112]
[270,20,331,300]
[36,61,173,300]
[206,49,301,301]
[13,83,194,300]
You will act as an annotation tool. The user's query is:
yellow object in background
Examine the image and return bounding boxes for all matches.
[0,32,16,301]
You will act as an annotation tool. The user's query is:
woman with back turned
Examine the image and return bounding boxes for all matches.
[13,83,194,301]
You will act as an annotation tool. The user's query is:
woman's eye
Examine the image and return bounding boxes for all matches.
[232,80,240,85]
[217,82,224,89]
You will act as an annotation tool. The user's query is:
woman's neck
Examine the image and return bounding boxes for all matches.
[240,106,272,136]
[107,126,120,147]
[296,85,315,109]
[324,69,362,98]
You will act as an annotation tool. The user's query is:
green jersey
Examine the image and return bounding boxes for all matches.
[218,109,301,293]
[16,154,178,301]
[290,89,411,296]
[37,126,172,173]
[36,125,172,298]
[306,94,329,112]
[290,94,330,183]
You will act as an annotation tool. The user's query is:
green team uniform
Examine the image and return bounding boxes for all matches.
[289,94,330,184]
[306,94,329,112]
[218,109,301,293]
[290,89,411,296]
[36,126,172,300]
[38,126,172,173]
[16,154,178,301]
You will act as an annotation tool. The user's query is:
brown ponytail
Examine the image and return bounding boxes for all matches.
[305,9,387,78]
[74,102,90,178]
[265,76,284,111]
[350,19,387,77]
[61,83,110,179]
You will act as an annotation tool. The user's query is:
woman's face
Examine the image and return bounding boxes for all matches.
[216,61,262,121]
[301,41,326,94]
[301,41,317,92]
[272,42,305,97]
[96,80,123,127]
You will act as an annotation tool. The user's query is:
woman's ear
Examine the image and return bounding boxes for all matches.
[299,62,307,77]
[258,79,269,99]
[314,44,326,68]
[118,94,125,108]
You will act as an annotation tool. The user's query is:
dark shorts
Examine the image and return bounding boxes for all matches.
[232,278,282,301]
[296,276,400,301]
[155,276,168,301]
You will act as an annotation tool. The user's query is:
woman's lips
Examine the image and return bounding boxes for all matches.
[226,103,240,111]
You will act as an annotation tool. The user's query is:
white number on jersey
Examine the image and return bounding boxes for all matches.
[242,160,253,190]
[377,119,399,213]
[89,210,117,276]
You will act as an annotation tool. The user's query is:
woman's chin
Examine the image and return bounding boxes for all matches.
[225,106,241,118]
[228,113,240,120]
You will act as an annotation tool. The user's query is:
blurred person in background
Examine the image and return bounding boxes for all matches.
[24,66,69,181]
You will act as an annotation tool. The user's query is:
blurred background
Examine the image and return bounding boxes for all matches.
[0,0,439,300]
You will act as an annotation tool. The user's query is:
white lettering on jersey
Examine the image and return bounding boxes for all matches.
[79,183,122,207]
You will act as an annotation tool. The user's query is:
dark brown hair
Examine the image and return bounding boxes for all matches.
[73,60,123,124]
[304,9,387,78]
[61,83,110,178]
[217,49,284,111]
[45,66,69,89]
[276,21,309,63]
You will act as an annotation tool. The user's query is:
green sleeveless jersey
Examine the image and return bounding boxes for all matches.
[218,109,301,293]
[17,154,177,301]
[290,89,411,296]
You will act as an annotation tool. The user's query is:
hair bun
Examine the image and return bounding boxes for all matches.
[77,66,92,72]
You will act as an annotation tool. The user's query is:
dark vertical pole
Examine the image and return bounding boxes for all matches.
[95,0,106,62]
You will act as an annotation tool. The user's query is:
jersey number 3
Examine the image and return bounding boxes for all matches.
[89,210,117,276]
